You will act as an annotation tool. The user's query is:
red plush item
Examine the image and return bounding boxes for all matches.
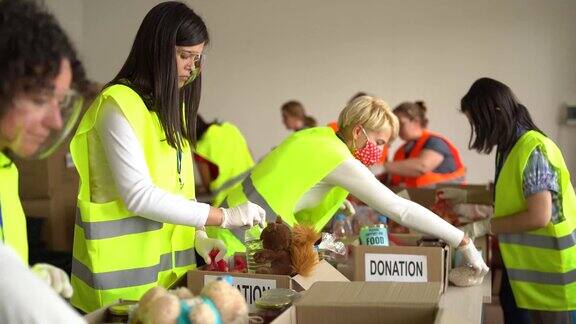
[207,249,229,272]
[234,255,247,272]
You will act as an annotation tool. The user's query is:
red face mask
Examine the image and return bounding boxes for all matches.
[353,127,383,166]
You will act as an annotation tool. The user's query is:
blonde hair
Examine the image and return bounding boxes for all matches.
[338,95,399,140]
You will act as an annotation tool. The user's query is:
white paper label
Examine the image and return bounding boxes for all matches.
[364,253,428,282]
[203,275,277,305]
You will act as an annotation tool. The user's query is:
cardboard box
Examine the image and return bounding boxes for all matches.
[15,146,79,251]
[187,260,349,305]
[294,281,441,324]
[352,234,451,294]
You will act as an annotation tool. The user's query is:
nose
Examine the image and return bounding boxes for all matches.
[44,101,63,130]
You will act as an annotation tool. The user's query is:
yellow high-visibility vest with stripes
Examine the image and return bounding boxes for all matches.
[0,152,29,265]
[70,84,197,312]
[207,127,352,255]
[195,122,254,256]
[495,130,576,311]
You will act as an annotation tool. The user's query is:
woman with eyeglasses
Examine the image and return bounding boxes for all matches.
[69,1,265,312]
[0,0,87,322]
[213,95,488,280]
[457,78,576,324]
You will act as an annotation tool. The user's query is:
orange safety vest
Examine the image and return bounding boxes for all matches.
[391,130,465,187]
[327,121,389,162]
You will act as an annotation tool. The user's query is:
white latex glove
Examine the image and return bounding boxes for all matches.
[458,239,489,276]
[31,263,73,299]
[437,187,468,204]
[220,201,265,229]
[459,218,492,239]
[339,199,356,216]
[195,230,226,264]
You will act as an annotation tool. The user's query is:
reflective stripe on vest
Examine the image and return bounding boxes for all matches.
[70,85,196,312]
[0,152,28,264]
[391,130,465,188]
[207,127,351,256]
[72,247,195,290]
[495,130,576,310]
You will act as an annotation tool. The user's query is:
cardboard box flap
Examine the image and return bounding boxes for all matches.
[292,260,349,290]
[296,282,441,307]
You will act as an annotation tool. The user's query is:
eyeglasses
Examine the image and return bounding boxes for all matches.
[14,88,84,159]
[177,49,205,70]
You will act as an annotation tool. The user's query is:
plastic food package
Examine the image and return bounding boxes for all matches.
[449,267,484,287]
[317,233,347,256]
[206,249,229,272]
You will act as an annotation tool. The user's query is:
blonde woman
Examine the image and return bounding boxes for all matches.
[211,96,489,274]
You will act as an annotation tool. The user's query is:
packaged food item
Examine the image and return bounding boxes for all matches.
[107,300,137,323]
[206,249,229,272]
[359,215,389,246]
[449,266,484,287]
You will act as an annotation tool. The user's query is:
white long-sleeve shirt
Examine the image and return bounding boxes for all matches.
[0,244,85,324]
[93,100,463,247]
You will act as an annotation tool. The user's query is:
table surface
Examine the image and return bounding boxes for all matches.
[437,272,492,324]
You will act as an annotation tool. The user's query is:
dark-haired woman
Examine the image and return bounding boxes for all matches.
[458,78,576,324]
[70,2,264,312]
[384,101,466,188]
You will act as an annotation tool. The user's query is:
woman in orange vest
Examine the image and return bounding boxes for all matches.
[385,101,465,188]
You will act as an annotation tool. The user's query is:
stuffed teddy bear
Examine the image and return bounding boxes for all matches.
[254,216,320,276]
[254,216,293,275]
[133,277,248,324]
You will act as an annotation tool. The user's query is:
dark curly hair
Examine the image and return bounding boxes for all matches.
[0,0,86,117]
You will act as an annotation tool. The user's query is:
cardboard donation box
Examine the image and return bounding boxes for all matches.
[295,282,441,324]
[187,260,349,305]
[353,234,450,294]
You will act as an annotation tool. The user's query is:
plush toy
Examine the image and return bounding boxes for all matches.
[254,216,321,276]
[290,224,321,276]
[254,216,293,275]
[133,277,248,324]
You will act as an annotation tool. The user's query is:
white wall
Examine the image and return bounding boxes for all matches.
[72,0,576,183]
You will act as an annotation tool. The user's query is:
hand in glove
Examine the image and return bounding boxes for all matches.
[31,263,73,298]
[459,218,491,240]
[339,199,356,216]
[458,239,489,276]
[195,230,226,264]
[437,188,467,205]
[220,201,265,229]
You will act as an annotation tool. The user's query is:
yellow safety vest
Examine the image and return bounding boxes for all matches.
[0,152,29,264]
[208,127,352,255]
[195,122,254,206]
[495,130,576,311]
[70,85,197,312]
[195,122,254,256]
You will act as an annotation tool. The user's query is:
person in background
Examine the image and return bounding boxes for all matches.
[214,95,489,279]
[455,78,576,324]
[385,101,466,188]
[193,115,254,204]
[281,100,317,131]
[194,114,256,256]
[70,1,264,312]
[0,0,87,322]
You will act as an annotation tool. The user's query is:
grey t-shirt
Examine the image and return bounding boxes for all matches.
[404,135,457,173]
